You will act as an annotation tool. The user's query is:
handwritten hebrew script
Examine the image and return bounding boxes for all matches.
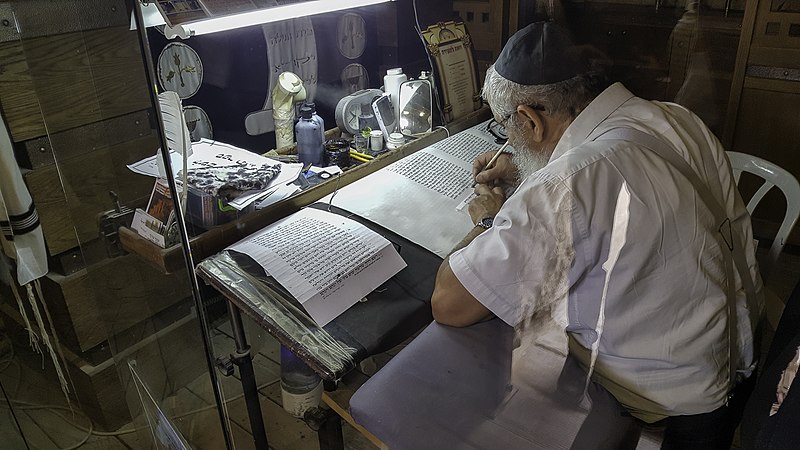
[228,208,406,326]
[329,120,507,258]
[387,152,470,200]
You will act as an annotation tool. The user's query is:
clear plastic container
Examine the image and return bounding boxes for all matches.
[369,129,384,153]
[280,346,322,418]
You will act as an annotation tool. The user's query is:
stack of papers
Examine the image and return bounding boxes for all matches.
[128,139,303,210]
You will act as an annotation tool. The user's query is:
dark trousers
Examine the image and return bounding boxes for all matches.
[570,375,756,450]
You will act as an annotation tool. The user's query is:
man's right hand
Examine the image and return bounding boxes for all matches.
[472,150,517,187]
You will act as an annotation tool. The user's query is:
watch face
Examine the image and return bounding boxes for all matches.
[479,217,493,228]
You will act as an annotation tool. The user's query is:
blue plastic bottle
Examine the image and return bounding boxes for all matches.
[295,105,323,166]
[305,102,325,143]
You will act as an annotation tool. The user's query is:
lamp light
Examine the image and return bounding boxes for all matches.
[155,0,394,39]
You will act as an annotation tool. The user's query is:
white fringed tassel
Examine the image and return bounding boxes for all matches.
[11,281,40,353]
[34,279,76,407]
[25,283,70,401]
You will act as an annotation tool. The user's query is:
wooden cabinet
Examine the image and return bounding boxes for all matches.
[725,0,800,241]
[0,1,207,430]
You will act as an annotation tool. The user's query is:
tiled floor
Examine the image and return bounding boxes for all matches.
[0,317,387,450]
[2,248,798,449]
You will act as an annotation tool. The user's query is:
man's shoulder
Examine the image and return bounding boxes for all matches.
[542,139,634,183]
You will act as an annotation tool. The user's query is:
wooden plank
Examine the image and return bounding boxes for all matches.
[22,109,154,170]
[82,27,152,123]
[37,253,192,353]
[747,47,800,69]
[323,390,387,449]
[0,39,44,142]
[118,226,187,274]
[0,25,150,143]
[508,0,520,35]
[24,134,158,256]
[723,0,770,147]
[8,26,150,141]
[121,109,492,274]
[743,76,800,94]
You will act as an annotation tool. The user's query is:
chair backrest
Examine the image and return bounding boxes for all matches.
[726,151,800,281]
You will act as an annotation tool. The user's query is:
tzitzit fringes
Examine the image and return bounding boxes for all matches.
[11,281,40,353]
[25,283,70,401]
[34,278,75,411]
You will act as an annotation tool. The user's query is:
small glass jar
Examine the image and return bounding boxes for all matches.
[369,130,384,153]
[354,132,369,152]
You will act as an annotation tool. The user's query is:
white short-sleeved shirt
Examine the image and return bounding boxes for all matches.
[450,83,764,422]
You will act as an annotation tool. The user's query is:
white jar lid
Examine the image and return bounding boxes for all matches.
[370,130,383,137]
[387,68,403,75]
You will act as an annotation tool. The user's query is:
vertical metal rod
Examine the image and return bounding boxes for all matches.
[227,303,270,450]
[317,411,345,450]
[129,1,234,448]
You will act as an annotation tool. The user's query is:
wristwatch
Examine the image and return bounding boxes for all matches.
[475,216,494,229]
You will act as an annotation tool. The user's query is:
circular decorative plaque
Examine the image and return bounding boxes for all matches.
[183,105,213,142]
[157,42,203,99]
[337,13,366,60]
[341,63,370,95]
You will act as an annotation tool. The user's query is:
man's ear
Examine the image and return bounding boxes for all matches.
[517,105,546,143]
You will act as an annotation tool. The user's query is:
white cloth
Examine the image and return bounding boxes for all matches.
[450,83,764,422]
[0,114,48,285]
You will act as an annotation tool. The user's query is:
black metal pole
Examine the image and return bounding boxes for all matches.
[317,409,345,450]
[227,303,270,450]
[129,1,234,448]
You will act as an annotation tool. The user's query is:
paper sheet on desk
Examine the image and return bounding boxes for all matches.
[328,120,507,258]
[227,208,406,326]
[127,139,303,209]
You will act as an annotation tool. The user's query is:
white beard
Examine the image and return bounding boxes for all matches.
[513,148,550,181]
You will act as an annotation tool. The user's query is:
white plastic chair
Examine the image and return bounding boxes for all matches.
[727,151,800,282]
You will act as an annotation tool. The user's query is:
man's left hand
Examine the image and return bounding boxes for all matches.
[468,184,506,223]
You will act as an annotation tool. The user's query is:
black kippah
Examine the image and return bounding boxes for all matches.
[494,22,589,86]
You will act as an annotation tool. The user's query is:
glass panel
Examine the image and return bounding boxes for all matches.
[0,1,229,448]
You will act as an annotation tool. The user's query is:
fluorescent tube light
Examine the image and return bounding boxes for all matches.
[175,0,394,37]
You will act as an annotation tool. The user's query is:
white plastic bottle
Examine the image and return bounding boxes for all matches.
[383,68,407,123]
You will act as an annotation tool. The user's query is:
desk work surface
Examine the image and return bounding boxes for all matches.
[329,119,506,258]
[196,203,440,380]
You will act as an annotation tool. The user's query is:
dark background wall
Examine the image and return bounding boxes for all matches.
[146,0,459,153]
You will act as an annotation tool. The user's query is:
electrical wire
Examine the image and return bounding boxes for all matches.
[0,332,282,449]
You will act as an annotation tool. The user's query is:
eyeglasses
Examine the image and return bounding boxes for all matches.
[486,104,546,144]
[486,118,508,144]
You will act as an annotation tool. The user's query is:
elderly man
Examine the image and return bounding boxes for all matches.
[431,22,763,449]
